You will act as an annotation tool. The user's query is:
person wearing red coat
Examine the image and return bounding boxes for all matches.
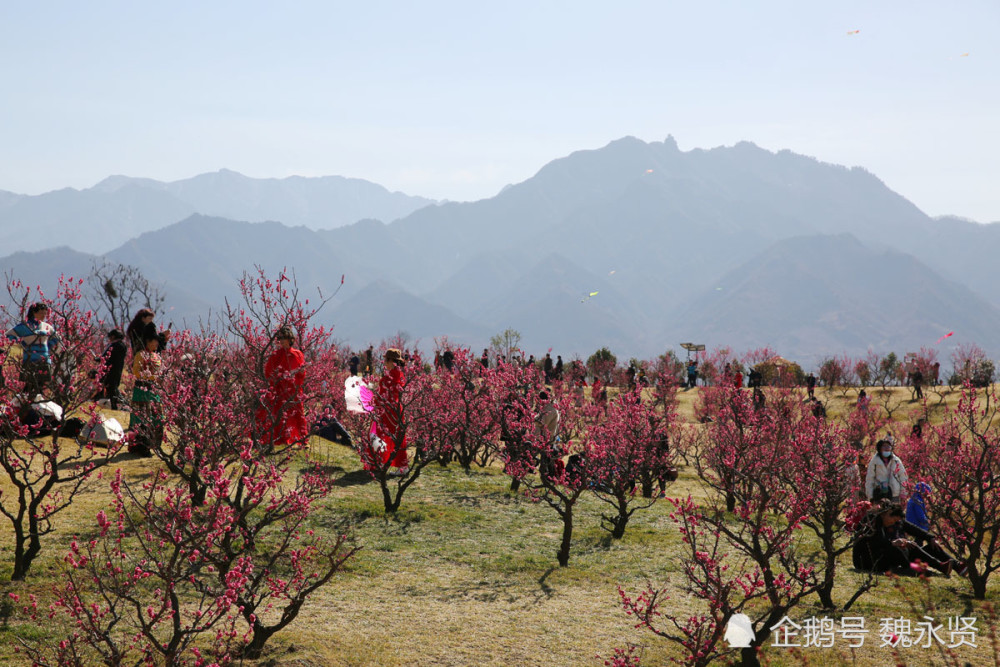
[374,348,408,473]
[256,327,307,448]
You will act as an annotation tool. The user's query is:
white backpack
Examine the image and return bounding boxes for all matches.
[80,416,125,445]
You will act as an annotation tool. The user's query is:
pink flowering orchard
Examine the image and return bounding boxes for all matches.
[12,269,357,663]
[586,387,677,539]
[3,262,999,665]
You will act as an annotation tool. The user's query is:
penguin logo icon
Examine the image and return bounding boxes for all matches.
[724,614,755,648]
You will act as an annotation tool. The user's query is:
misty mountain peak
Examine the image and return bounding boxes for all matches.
[659,135,679,151]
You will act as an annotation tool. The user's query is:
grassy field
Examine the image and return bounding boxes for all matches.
[1,384,997,666]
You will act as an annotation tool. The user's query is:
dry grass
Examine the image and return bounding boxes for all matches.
[1,386,997,667]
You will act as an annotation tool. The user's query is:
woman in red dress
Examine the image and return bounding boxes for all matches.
[374,348,408,474]
[256,326,307,448]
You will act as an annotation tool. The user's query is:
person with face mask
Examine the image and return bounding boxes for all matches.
[865,438,908,502]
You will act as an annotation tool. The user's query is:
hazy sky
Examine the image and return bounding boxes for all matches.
[2,1,997,220]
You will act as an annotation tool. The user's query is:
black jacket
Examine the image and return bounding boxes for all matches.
[852,518,931,573]
[99,339,128,388]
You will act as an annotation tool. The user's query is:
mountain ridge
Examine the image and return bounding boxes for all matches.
[0,170,435,255]
[2,137,998,364]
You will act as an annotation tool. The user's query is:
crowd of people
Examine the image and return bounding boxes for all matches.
[3,303,417,475]
[2,305,972,580]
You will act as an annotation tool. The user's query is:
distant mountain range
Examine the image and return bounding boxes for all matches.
[2,136,998,367]
[664,234,1000,360]
[0,170,435,254]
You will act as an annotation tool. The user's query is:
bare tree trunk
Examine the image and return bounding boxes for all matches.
[557,505,573,567]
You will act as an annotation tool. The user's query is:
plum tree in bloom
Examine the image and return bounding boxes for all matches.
[222,267,341,453]
[586,388,677,538]
[488,363,591,566]
[693,385,798,513]
[616,498,754,667]
[854,354,872,388]
[949,341,994,387]
[773,416,869,609]
[26,458,355,663]
[485,360,542,492]
[905,383,1000,599]
[648,351,683,414]
[0,276,121,580]
[153,330,250,506]
[21,346,357,663]
[700,346,740,387]
[340,348,454,513]
[196,456,357,659]
[739,347,778,370]
[818,353,856,397]
[427,348,499,470]
[158,344,356,659]
[136,266,342,521]
[903,346,939,380]
[17,267,357,662]
[18,470,248,666]
[618,386,867,666]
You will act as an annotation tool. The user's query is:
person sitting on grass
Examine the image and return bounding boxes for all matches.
[905,481,932,534]
[852,502,965,577]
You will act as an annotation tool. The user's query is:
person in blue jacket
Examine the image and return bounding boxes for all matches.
[5,302,59,397]
[906,481,932,532]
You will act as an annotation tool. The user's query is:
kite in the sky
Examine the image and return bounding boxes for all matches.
[936,331,955,344]
[645,169,654,174]
[345,376,375,414]
[580,291,599,303]
[608,270,616,275]
[847,29,860,35]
